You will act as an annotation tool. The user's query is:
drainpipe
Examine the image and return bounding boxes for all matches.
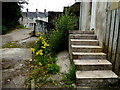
[79,2,82,30]
[90,0,97,30]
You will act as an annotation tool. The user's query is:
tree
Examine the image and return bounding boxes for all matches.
[2,2,22,34]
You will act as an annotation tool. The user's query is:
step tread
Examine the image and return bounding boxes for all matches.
[71,39,99,41]
[74,60,112,65]
[76,70,118,79]
[73,52,106,55]
[69,30,94,34]
[70,34,96,36]
[71,45,102,48]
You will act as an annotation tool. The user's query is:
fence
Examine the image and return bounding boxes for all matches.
[104,5,120,76]
[95,2,120,76]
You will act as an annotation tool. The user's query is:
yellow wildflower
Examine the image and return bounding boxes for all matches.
[37,32,41,35]
[39,52,43,55]
[38,62,42,66]
[42,41,46,44]
[35,40,39,43]
[30,48,35,53]
[29,59,32,61]
[44,43,48,46]
[44,43,49,47]
[36,50,43,55]
[41,46,46,48]
[33,59,37,61]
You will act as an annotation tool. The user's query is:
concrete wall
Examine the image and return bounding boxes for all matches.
[95,2,107,47]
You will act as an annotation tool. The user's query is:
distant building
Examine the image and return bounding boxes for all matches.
[35,20,48,36]
[19,9,48,30]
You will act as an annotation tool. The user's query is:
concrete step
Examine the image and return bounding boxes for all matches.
[70,39,99,46]
[70,34,97,39]
[69,30,94,34]
[76,70,118,86]
[71,45,102,52]
[72,52,106,59]
[74,60,112,70]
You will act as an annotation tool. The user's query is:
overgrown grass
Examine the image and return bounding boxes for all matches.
[2,41,19,48]
[16,25,29,29]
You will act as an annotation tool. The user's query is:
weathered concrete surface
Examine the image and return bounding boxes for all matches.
[56,51,70,74]
[2,62,30,88]
[0,48,32,88]
[17,37,37,48]
[0,48,32,61]
[0,29,33,48]
[76,70,118,86]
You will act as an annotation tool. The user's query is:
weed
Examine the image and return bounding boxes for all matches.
[46,64,59,74]
[63,64,76,87]
[2,41,19,48]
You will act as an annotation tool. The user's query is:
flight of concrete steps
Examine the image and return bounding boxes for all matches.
[69,30,118,86]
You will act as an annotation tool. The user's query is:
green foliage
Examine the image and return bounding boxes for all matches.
[48,9,77,54]
[48,30,63,54]
[2,42,19,48]
[46,64,59,74]
[16,25,27,29]
[2,2,22,34]
[2,25,9,34]
[56,10,76,32]
[30,33,59,73]
[64,65,76,87]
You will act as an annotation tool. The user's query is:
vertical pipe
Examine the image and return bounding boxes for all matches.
[90,0,97,30]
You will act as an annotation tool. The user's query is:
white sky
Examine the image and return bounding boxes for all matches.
[22,0,76,12]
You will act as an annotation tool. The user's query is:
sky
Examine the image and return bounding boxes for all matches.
[22,0,76,12]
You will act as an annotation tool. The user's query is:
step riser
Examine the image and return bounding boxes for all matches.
[71,41,99,46]
[72,48,102,52]
[73,55,106,59]
[75,65,112,71]
[70,35,97,39]
[69,31,94,34]
[76,79,118,86]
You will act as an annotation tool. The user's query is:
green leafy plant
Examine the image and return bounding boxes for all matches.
[64,64,76,87]
[46,64,59,74]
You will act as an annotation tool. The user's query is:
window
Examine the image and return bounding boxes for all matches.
[30,23,34,26]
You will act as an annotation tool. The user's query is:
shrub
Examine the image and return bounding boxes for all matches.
[48,30,63,54]
[48,9,77,54]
